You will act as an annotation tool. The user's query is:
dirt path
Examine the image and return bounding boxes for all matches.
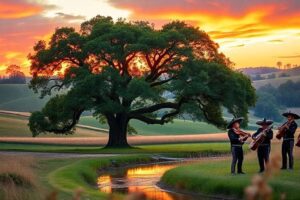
[0,133,228,145]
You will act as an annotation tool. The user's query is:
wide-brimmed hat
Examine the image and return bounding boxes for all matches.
[282,111,300,119]
[227,117,243,129]
[256,118,273,126]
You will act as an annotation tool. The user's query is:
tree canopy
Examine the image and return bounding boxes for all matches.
[28,16,256,147]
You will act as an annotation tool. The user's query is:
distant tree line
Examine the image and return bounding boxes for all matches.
[276,61,299,70]
[0,65,26,84]
[253,80,300,121]
[259,81,300,107]
[251,73,290,81]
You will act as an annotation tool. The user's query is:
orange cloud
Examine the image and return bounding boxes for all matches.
[108,0,300,67]
[0,1,42,19]
[108,1,300,39]
[0,1,82,76]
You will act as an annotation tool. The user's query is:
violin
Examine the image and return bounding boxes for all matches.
[233,128,251,142]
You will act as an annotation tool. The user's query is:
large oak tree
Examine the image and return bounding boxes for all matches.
[28,16,256,147]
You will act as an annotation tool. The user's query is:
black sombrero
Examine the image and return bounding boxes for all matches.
[282,111,300,119]
[256,118,273,126]
[227,117,243,129]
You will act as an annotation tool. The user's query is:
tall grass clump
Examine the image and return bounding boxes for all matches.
[0,154,41,200]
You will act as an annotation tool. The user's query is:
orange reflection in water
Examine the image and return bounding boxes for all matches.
[127,164,175,177]
[97,163,190,200]
[97,175,112,193]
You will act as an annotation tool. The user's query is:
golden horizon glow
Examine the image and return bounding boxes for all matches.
[0,0,300,76]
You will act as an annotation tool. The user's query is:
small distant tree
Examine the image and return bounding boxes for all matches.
[28,16,256,147]
[1,64,26,84]
[276,61,282,69]
[6,64,21,75]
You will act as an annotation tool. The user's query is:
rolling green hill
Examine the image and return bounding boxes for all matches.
[252,75,300,88]
[0,84,49,112]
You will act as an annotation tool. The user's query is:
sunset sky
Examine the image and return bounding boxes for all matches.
[1,0,300,75]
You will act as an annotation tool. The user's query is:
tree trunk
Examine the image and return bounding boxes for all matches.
[105,114,130,148]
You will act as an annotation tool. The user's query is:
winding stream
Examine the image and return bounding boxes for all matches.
[97,161,203,200]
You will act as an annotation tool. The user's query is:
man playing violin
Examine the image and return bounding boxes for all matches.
[252,118,273,173]
[280,111,299,170]
[227,117,250,174]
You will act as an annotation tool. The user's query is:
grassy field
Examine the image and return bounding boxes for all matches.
[161,143,300,199]
[80,116,222,135]
[0,113,106,137]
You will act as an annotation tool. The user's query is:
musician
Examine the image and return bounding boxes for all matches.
[228,117,248,174]
[252,118,273,173]
[281,111,299,170]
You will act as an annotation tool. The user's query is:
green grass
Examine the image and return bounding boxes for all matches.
[161,154,300,199]
[0,142,231,155]
[80,116,222,135]
[36,158,82,199]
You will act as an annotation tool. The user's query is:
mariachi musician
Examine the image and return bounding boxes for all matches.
[252,118,273,173]
[227,117,251,175]
[279,111,299,170]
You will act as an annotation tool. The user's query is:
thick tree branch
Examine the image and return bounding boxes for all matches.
[45,108,84,134]
[130,102,179,115]
[130,106,181,125]
[150,76,175,87]
[130,97,186,115]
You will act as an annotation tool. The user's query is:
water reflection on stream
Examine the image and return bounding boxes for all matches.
[97,162,198,200]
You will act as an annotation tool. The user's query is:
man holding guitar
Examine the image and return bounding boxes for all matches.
[251,118,273,173]
[227,117,251,175]
[278,111,299,170]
